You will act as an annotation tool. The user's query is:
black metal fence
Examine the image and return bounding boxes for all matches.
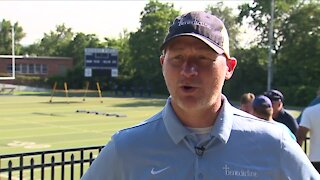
[0,138,311,180]
[0,145,104,180]
[304,137,310,154]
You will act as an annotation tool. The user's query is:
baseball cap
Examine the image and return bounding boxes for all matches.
[252,95,272,109]
[160,11,230,58]
[263,89,284,101]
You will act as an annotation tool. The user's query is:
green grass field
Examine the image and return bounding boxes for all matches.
[0,94,167,179]
[0,93,303,155]
[0,94,166,155]
[0,93,307,179]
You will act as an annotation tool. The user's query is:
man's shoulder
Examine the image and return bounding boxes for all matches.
[303,104,320,117]
[121,111,162,131]
[232,106,267,123]
[309,97,320,106]
[305,103,320,112]
[232,107,255,118]
[112,111,165,142]
[230,107,287,136]
[279,109,295,120]
[231,106,279,129]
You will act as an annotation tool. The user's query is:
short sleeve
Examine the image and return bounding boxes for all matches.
[300,108,312,129]
[81,137,122,180]
[280,128,320,179]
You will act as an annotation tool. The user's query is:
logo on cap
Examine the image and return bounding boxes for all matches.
[160,11,230,58]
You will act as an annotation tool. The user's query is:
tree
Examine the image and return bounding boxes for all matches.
[128,0,180,93]
[68,32,102,67]
[275,2,320,105]
[236,1,320,106]
[238,0,298,51]
[225,46,268,100]
[64,32,107,88]
[105,30,132,80]
[0,19,25,55]
[25,24,74,56]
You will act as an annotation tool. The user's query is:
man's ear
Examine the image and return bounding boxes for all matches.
[225,57,237,80]
[160,55,165,65]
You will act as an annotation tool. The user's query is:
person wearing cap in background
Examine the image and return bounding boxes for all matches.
[81,11,319,179]
[264,89,299,135]
[239,92,255,114]
[297,102,320,173]
[252,95,296,141]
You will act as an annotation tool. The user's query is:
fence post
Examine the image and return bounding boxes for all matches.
[30,158,34,180]
[80,149,84,177]
[0,156,1,180]
[89,152,93,166]
[0,145,104,180]
[19,154,23,180]
[51,156,55,180]
[70,154,74,180]
[41,153,45,180]
[8,160,12,180]
[61,151,65,180]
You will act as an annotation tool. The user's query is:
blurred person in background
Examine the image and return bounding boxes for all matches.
[297,87,320,124]
[252,95,296,141]
[297,103,320,173]
[239,92,255,114]
[264,89,298,135]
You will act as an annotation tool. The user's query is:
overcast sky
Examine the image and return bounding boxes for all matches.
[0,1,253,45]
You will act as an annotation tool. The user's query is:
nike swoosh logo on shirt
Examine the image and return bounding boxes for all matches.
[151,166,170,175]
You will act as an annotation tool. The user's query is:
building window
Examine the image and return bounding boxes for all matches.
[6,64,12,73]
[42,64,47,74]
[29,64,35,74]
[35,64,41,74]
[16,64,21,73]
[21,64,27,74]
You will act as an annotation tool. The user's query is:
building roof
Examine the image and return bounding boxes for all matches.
[0,55,72,60]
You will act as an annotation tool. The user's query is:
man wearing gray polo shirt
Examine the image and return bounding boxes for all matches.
[82,11,319,179]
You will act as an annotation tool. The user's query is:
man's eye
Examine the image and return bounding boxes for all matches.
[199,56,207,60]
[172,55,183,60]
[198,56,213,63]
[170,55,184,63]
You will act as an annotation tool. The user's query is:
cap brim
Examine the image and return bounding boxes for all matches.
[160,33,226,57]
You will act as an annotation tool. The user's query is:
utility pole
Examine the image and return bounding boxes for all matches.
[267,0,274,91]
[0,25,15,80]
[11,26,15,79]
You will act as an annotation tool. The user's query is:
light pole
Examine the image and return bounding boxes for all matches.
[267,0,274,91]
[0,25,15,80]
[11,26,15,79]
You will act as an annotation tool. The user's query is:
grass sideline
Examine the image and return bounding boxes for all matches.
[0,93,306,179]
[0,93,303,155]
[0,95,166,155]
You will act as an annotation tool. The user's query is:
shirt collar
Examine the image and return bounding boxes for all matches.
[163,97,190,144]
[163,95,234,144]
[211,95,234,144]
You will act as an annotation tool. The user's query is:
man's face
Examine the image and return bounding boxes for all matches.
[160,36,236,111]
[271,99,283,118]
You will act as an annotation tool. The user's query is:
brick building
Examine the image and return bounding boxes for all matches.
[0,55,73,78]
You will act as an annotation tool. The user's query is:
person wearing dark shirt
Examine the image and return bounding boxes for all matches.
[264,89,299,135]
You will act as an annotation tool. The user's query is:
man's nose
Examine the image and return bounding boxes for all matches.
[181,61,198,77]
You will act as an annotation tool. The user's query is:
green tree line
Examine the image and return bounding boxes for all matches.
[0,0,319,106]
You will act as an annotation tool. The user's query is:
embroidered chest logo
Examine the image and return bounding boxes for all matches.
[222,165,257,177]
